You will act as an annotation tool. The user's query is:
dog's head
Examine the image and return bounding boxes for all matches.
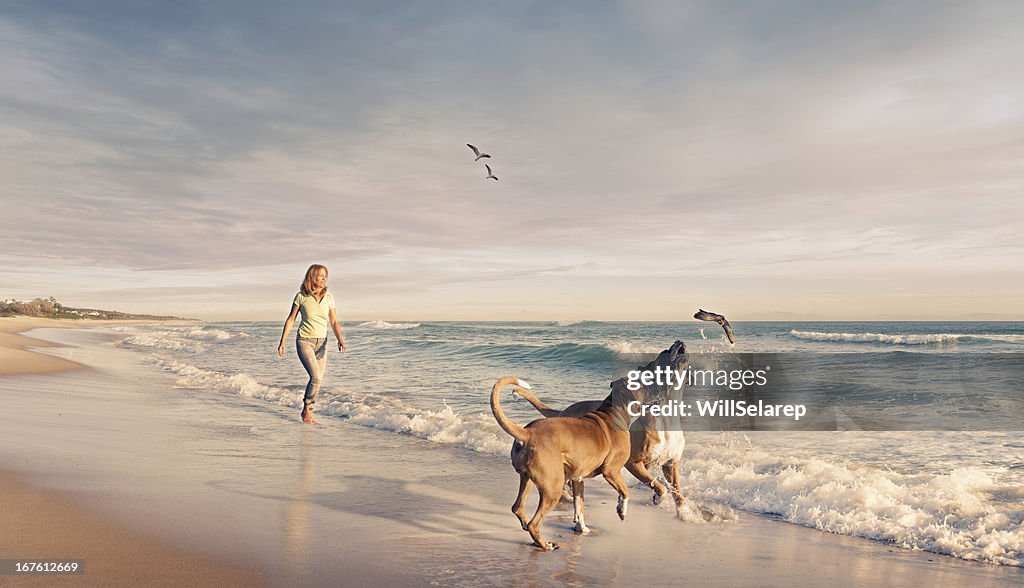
[599,340,689,430]
[634,339,687,379]
[659,340,687,370]
[609,340,688,394]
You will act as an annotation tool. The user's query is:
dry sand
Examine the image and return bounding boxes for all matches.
[1,321,1022,587]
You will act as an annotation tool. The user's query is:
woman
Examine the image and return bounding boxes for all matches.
[278,264,346,424]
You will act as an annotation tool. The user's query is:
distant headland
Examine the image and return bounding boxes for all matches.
[1,297,190,321]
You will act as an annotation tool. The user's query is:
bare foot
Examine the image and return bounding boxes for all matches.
[301,407,319,425]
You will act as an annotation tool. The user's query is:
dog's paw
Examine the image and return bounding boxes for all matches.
[573,523,591,535]
[546,542,559,551]
[652,492,663,505]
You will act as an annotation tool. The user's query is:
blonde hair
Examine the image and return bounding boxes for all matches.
[300,264,328,296]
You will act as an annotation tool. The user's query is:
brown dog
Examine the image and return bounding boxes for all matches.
[513,347,690,516]
[490,341,686,550]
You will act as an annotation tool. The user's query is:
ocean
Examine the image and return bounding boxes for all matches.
[107,320,1024,567]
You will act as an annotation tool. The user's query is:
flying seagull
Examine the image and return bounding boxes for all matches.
[467,144,491,161]
[694,309,736,344]
[485,165,498,181]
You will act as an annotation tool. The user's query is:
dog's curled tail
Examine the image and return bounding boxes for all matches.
[490,376,532,443]
[512,387,561,418]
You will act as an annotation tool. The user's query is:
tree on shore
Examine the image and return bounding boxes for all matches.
[0,297,57,317]
[1,297,185,320]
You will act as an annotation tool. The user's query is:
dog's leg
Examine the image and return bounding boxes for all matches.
[625,460,667,506]
[512,473,534,530]
[560,485,574,504]
[570,479,591,534]
[602,469,630,521]
[662,460,685,516]
[526,479,563,551]
[570,481,580,525]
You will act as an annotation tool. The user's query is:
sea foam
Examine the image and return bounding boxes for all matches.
[682,433,1023,566]
[114,325,249,353]
[356,321,421,329]
[143,356,511,456]
[790,330,963,345]
[602,341,666,355]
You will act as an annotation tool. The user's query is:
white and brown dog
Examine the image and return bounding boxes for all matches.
[490,341,687,550]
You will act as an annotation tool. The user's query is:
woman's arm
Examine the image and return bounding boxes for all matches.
[278,303,300,357]
[329,307,346,352]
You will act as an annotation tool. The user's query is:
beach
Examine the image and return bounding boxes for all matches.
[5,1,1022,584]
[0,317,87,376]
[1,318,1022,587]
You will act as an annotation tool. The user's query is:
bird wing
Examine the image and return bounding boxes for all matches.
[486,164,492,174]
[694,309,721,322]
[720,319,736,344]
[467,144,481,156]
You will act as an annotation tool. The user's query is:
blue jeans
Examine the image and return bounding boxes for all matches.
[296,336,327,406]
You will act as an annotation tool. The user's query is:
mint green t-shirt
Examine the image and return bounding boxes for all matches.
[292,291,336,338]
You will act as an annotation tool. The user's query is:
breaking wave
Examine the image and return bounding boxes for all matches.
[790,331,963,345]
[356,321,421,330]
[682,433,1023,566]
[143,356,510,456]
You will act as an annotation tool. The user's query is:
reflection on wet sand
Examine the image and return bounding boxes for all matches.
[283,429,316,578]
[513,538,625,587]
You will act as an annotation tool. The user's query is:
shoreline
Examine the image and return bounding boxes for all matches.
[0,316,192,376]
[0,324,1021,586]
[0,317,91,375]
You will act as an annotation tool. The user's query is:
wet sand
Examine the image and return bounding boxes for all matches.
[0,472,263,587]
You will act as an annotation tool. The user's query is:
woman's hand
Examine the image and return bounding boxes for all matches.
[278,342,286,357]
[338,341,347,352]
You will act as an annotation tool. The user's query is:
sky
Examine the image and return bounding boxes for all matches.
[2,1,1022,321]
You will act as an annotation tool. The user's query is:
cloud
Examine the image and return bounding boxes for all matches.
[2,1,1022,318]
